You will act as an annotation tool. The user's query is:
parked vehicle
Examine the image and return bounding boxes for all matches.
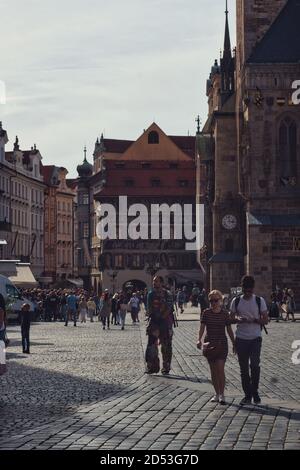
[0,275,34,323]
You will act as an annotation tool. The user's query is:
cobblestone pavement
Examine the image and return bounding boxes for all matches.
[0,308,299,450]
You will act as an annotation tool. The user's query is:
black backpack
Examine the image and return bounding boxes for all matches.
[234,296,268,335]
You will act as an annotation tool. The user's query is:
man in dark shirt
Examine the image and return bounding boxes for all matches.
[20,303,31,354]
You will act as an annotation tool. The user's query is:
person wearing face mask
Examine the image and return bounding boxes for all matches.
[230,275,269,406]
[197,290,235,405]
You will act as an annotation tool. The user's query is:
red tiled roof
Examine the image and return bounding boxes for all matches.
[102,139,133,154]
[169,136,196,158]
[96,136,196,159]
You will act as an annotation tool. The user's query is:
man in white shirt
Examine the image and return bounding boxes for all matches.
[230,275,269,405]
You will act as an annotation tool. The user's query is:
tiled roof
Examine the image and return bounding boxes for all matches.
[102,139,133,154]
[169,136,196,158]
[248,0,300,64]
[209,252,244,264]
[248,213,300,226]
[97,135,196,159]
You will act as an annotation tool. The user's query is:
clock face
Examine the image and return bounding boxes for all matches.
[222,215,237,230]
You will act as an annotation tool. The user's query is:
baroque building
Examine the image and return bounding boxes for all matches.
[2,135,46,282]
[92,123,201,293]
[42,166,76,286]
[199,0,300,300]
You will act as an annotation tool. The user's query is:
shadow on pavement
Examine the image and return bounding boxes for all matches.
[0,361,128,441]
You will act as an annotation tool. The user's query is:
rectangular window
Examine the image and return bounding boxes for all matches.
[179,180,188,187]
[125,179,134,187]
[151,179,161,187]
[115,255,123,269]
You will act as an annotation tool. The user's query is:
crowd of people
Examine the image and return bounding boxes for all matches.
[0,277,298,405]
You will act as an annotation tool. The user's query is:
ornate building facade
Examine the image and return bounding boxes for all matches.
[199,0,300,300]
[2,135,46,281]
[42,166,76,285]
[91,123,202,293]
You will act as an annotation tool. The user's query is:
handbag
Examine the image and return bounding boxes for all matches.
[202,340,223,361]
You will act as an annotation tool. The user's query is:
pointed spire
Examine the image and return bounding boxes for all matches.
[223,0,232,61]
[84,145,87,162]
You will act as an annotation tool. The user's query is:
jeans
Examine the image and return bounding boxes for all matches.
[119,309,126,328]
[21,326,30,353]
[235,337,262,398]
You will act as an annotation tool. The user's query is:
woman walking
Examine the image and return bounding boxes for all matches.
[285,289,296,322]
[99,291,112,330]
[111,293,120,325]
[197,290,235,404]
[118,292,128,331]
[79,297,88,323]
[87,297,96,322]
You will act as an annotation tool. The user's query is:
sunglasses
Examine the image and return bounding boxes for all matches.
[209,298,221,303]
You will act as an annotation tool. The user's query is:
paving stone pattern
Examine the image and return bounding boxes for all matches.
[0,309,299,450]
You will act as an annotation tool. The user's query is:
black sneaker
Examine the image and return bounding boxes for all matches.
[253,393,261,404]
[161,369,170,376]
[240,397,252,405]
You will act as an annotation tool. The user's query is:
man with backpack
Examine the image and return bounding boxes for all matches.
[230,275,269,405]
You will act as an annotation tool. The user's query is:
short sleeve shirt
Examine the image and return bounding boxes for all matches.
[201,308,231,343]
[230,295,267,340]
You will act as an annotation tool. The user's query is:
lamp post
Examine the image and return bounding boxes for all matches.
[145,261,160,287]
[108,269,118,294]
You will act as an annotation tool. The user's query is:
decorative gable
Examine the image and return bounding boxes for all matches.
[121,123,192,161]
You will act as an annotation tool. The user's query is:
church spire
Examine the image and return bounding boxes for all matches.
[223,1,232,61]
[220,1,235,100]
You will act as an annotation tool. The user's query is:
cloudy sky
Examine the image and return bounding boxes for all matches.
[0,0,236,177]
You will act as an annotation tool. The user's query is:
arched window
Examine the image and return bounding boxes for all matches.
[279,117,297,179]
[148,131,159,144]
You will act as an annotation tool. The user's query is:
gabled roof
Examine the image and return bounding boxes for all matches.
[121,123,193,161]
[248,0,300,64]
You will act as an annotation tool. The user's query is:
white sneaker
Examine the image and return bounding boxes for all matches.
[219,395,226,405]
[210,395,219,403]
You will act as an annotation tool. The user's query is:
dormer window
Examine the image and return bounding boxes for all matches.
[148,131,159,144]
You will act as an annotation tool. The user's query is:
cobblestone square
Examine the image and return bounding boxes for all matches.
[0,309,299,450]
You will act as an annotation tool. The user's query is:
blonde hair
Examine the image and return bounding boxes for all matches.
[208,290,223,301]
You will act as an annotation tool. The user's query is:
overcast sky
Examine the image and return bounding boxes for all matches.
[0,0,236,177]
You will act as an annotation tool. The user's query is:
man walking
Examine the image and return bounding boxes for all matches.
[20,303,31,354]
[65,291,77,327]
[230,275,268,405]
[145,276,175,375]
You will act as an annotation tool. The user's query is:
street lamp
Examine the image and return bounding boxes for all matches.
[108,269,118,294]
[145,261,161,286]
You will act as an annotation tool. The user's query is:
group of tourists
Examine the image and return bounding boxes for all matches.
[1,275,298,407]
[269,288,297,322]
